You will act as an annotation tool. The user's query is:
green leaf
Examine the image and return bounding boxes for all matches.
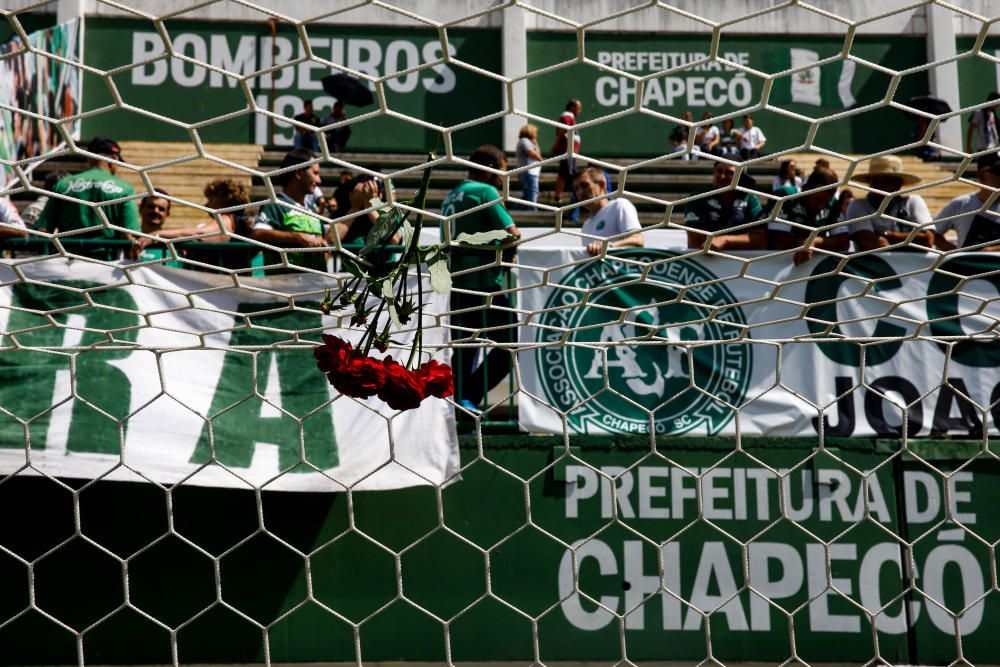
[381,278,394,299]
[454,229,514,246]
[360,205,403,257]
[428,256,451,294]
[343,259,364,280]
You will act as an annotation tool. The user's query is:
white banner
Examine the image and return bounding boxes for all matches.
[518,248,1000,438]
[0,260,459,491]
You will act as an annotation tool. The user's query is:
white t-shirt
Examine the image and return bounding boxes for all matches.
[581,198,641,242]
[772,175,803,192]
[695,124,720,146]
[738,126,766,150]
[935,191,1000,248]
[516,137,541,176]
[845,195,932,236]
[0,196,24,229]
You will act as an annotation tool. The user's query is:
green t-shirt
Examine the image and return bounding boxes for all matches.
[441,180,515,291]
[254,192,326,272]
[683,190,764,235]
[40,167,140,238]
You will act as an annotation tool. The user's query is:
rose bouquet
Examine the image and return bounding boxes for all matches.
[314,154,514,412]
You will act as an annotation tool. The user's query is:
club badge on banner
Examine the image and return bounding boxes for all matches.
[517,247,1000,438]
[0,260,459,491]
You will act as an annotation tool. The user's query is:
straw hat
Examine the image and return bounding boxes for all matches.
[853,155,921,185]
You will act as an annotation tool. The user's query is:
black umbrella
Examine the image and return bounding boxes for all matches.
[904,95,953,116]
[321,74,374,107]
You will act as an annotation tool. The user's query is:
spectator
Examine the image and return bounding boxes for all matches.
[551,98,582,206]
[515,123,542,210]
[669,111,693,160]
[694,112,720,157]
[441,144,520,413]
[139,190,170,235]
[0,195,26,239]
[38,136,140,260]
[738,114,766,160]
[966,92,999,154]
[685,161,766,251]
[836,189,854,220]
[572,167,644,256]
[846,155,933,252]
[305,183,330,216]
[135,183,256,269]
[331,169,356,218]
[768,166,850,265]
[715,118,740,158]
[321,101,351,153]
[251,148,328,272]
[933,153,1000,251]
[330,175,387,246]
[772,159,803,193]
[20,170,68,227]
[293,100,321,153]
[134,190,176,265]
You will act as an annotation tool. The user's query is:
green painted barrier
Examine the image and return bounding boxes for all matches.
[0,436,995,664]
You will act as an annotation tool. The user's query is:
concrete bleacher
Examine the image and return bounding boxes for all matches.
[17,142,264,228]
[15,144,977,233]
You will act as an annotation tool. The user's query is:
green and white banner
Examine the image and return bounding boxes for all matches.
[0,19,82,180]
[518,248,1000,438]
[0,260,459,491]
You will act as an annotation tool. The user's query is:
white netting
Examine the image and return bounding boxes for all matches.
[0,1,998,665]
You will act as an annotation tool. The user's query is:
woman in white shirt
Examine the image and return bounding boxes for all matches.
[515,124,543,210]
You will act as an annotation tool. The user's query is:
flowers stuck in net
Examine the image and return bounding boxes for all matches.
[315,335,454,411]
[314,153,513,411]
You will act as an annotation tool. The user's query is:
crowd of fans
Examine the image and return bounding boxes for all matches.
[0,117,997,411]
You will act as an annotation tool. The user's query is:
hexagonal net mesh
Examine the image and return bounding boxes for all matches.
[0,1,998,665]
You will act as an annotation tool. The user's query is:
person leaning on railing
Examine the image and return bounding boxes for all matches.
[132,181,257,270]
[933,152,1000,251]
[250,148,330,273]
[684,161,767,251]
[37,136,140,260]
[767,166,850,266]
[845,156,934,252]
[572,167,643,256]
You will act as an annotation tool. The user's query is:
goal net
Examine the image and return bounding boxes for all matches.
[0,1,997,665]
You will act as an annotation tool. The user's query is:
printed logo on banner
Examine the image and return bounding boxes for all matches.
[535,250,751,435]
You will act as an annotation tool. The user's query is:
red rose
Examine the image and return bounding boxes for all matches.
[377,357,426,411]
[331,356,387,398]
[415,360,454,399]
[314,335,354,374]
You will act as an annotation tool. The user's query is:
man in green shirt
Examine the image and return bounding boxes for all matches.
[251,148,328,273]
[38,136,141,260]
[768,165,850,265]
[441,145,520,412]
[684,161,766,251]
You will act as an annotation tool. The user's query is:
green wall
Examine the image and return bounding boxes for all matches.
[527,33,930,157]
[80,18,503,153]
[1,436,996,664]
[956,37,1000,113]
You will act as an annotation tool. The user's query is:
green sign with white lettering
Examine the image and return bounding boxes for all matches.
[80,17,503,153]
[526,32,929,157]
